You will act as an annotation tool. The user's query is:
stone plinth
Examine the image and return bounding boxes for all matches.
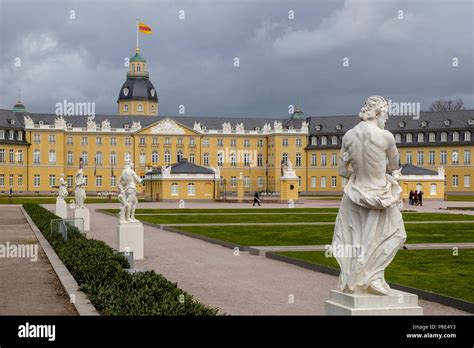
[55,199,68,219]
[237,178,245,202]
[280,177,299,203]
[117,222,144,260]
[74,208,90,232]
[325,289,423,315]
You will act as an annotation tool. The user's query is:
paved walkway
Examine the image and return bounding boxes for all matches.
[250,243,474,256]
[0,206,75,315]
[44,203,470,315]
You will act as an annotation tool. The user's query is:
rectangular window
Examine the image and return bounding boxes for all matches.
[140,137,146,145]
[244,176,250,188]
[464,175,471,188]
[0,174,4,187]
[429,151,435,165]
[48,134,55,143]
[96,137,102,145]
[321,176,327,188]
[110,137,117,145]
[257,139,263,147]
[125,137,131,146]
[331,153,337,167]
[311,176,317,188]
[440,151,447,165]
[0,149,4,163]
[81,137,88,145]
[152,137,158,145]
[230,139,236,147]
[296,153,301,167]
[244,139,250,147]
[34,134,40,143]
[464,150,471,165]
[33,150,40,164]
[0,131,4,139]
[187,183,195,195]
[452,175,459,187]
[34,175,40,187]
[331,176,337,188]
[177,137,183,145]
[66,136,73,145]
[9,149,14,163]
[110,175,116,187]
[18,175,23,187]
[230,176,237,187]
[189,138,195,146]
[257,177,263,188]
[311,154,317,167]
[296,138,302,147]
[203,139,209,147]
[321,153,327,167]
[96,176,102,187]
[49,175,55,187]
[9,174,14,187]
[298,176,302,187]
[67,175,73,188]
[17,132,22,141]
[452,150,459,165]
[217,139,223,147]
[417,151,424,165]
[406,151,412,165]
[282,138,288,146]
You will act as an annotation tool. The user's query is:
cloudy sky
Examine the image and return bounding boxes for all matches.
[0,0,472,118]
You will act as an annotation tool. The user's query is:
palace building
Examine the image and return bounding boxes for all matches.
[0,49,473,200]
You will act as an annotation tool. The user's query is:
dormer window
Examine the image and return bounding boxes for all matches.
[417,133,424,142]
[311,136,317,145]
[9,130,14,140]
[440,132,447,142]
[335,124,342,130]
[254,127,260,131]
[406,133,413,143]
[464,131,471,141]
[395,134,401,143]
[444,120,451,126]
[331,135,338,145]
[452,131,459,142]
[9,119,15,125]
[315,125,322,131]
[39,121,44,125]
[0,131,4,139]
[321,136,327,145]
[17,131,22,141]
[124,124,130,129]
[429,132,436,142]
[398,121,405,128]
[288,126,294,130]
[67,122,72,128]
[468,119,474,125]
[421,121,428,127]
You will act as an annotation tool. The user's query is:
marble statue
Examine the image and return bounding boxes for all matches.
[333,95,406,296]
[57,174,68,201]
[282,160,297,178]
[74,160,86,209]
[118,161,143,223]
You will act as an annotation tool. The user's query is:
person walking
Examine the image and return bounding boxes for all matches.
[413,190,419,206]
[408,190,414,205]
[418,190,423,207]
[253,191,261,206]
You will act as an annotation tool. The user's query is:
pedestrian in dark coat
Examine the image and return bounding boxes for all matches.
[253,191,261,206]
[418,190,423,206]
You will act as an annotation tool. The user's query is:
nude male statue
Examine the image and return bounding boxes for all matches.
[118,161,142,223]
[332,96,406,295]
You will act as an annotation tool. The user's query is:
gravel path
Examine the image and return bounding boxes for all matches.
[0,206,75,315]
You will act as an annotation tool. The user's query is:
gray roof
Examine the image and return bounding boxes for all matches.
[148,159,215,175]
[118,78,158,102]
[400,164,438,175]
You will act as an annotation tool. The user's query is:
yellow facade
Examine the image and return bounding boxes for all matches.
[145,179,217,201]
[0,144,29,193]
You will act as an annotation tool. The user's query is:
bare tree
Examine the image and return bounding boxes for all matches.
[429,99,465,112]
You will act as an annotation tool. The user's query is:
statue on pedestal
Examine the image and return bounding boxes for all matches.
[118,160,142,223]
[57,174,68,201]
[75,159,86,209]
[333,95,406,296]
[282,160,297,178]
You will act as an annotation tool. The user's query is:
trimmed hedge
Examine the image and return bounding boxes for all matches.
[23,203,218,315]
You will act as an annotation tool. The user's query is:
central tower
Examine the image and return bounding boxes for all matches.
[117,48,158,116]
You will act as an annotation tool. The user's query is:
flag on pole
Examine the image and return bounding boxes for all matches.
[138,22,152,34]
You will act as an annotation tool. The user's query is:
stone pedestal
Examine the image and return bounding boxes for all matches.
[280,177,299,203]
[237,178,245,202]
[55,199,68,219]
[117,222,144,260]
[74,208,90,232]
[325,289,423,315]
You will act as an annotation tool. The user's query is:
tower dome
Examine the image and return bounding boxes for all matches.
[118,48,158,116]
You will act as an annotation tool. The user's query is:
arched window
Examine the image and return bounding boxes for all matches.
[311,136,317,145]
[331,136,337,145]
[464,131,471,141]
[395,134,401,143]
[171,183,179,195]
[406,133,413,143]
[177,150,183,162]
[452,131,459,141]
[417,133,424,143]
[95,151,102,165]
[110,152,117,165]
[441,132,447,142]
[137,64,141,72]
[81,152,88,165]
[429,132,436,142]
[430,183,437,195]
[164,151,171,164]
[321,136,327,145]
[152,151,158,164]
[187,183,195,195]
[49,150,56,164]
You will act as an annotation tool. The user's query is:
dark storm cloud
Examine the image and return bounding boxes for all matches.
[0,0,472,117]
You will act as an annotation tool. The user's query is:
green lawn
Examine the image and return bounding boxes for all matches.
[276,250,474,303]
[174,223,474,246]
[447,195,474,202]
[103,207,340,214]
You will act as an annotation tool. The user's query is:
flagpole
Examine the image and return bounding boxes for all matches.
[136,19,139,51]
